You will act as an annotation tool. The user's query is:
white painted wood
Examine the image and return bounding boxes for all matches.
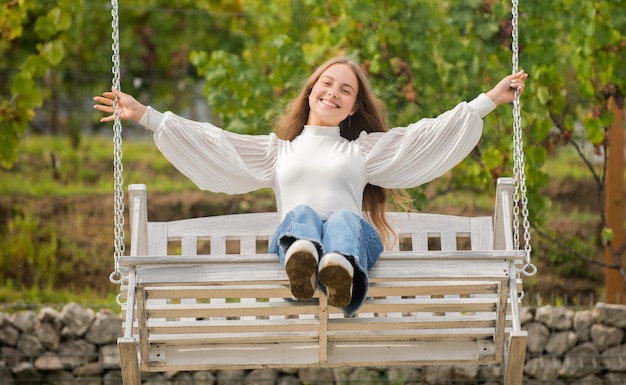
[269,297,287,320]
[470,216,494,250]
[117,177,527,385]
[147,223,168,256]
[165,212,279,237]
[156,341,320,370]
[209,297,226,321]
[327,339,489,364]
[210,235,226,255]
[367,281,499,296]
[128,186,148,257]
[240,297,257,320]
[178,237,198,322]
[129,188,168,326]
[144,339,496,372]
[120,249,525,267]
[143,284,291,299]
[440,229,457,251]
[117,337,141,385]
[147,318,321,334]
[135,286,149,365]
[411,232,428,251]
[505,330,529,385]
[121,255,520,286]
[494,177,515,250]
[240,235,258,254]
[145,300,319,319]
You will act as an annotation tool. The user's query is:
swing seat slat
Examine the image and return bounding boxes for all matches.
[117,177,528,385]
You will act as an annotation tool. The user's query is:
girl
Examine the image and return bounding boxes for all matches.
[94,56,527,316]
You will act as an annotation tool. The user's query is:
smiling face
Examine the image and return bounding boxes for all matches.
[306,63,359,127]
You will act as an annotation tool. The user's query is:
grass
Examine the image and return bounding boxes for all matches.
[2,134,197,196]
[541,144,614,181]
[427,189,495,215]
[0,285,119,313]
[5,134,610,197]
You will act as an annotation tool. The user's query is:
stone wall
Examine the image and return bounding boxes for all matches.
[1,302,626,385]
[521,302,626,385]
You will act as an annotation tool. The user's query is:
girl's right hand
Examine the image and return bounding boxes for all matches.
[93,88,147,123]
[485,70,528,106]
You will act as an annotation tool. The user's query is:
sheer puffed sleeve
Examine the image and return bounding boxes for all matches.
[359,93,495,189]
[140,107,277,194]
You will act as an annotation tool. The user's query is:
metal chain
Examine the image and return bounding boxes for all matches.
[511,0,536,277]
[109,0,126,290]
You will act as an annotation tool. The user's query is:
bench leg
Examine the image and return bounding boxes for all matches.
[118,337,141,385]
[504,330,527,385]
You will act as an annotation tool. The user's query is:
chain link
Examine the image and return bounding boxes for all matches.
[110,0,126,290]
[511,0,536,277]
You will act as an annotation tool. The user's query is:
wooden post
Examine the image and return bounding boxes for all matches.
[605,95,625,304]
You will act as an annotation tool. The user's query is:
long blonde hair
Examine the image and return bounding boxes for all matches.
[274,57,411,249]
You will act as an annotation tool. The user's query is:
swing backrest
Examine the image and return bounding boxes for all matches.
[130,198,504,259]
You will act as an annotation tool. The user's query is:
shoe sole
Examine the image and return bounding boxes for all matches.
[285,251,317,299]
[318,264,352,308]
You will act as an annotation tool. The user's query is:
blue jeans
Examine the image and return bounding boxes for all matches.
[269,205,383,316]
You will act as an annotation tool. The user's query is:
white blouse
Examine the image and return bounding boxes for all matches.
[139,93,496,219]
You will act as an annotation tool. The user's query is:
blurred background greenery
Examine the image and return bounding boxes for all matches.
[0,0,624,309]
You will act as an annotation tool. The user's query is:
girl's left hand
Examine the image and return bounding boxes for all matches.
[486,70,529,106]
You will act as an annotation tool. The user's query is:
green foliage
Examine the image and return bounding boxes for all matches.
[0,0,82,167]
[187,1,562,224]
[192,50,273,133]
[601,227,614,246]
[539,212,602,280]
[0,207,58,290]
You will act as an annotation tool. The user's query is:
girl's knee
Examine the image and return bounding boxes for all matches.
[290,204,316,216]
[327,209,360,225]
[331,209,359,219]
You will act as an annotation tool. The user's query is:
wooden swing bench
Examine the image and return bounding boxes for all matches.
[117,177,528,385]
